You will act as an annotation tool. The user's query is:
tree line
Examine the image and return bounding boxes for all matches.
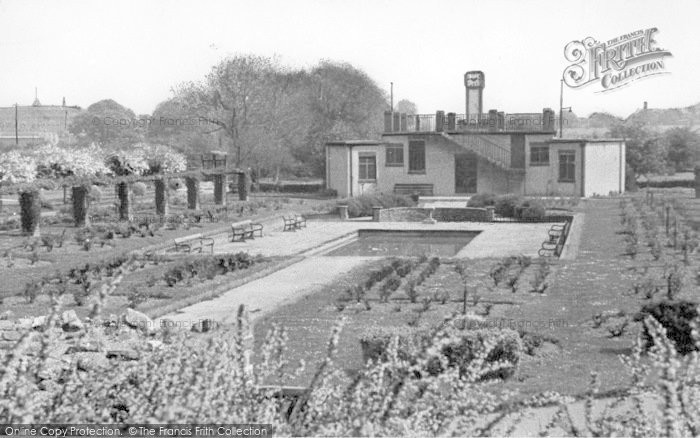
[68,56,395,181]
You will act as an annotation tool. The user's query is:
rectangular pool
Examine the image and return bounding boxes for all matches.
[326,230,480,257]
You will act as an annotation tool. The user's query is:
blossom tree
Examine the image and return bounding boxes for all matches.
[32,145,108,226]
[0,151,39,236]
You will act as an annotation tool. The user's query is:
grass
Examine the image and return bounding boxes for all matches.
[255,197,700,399]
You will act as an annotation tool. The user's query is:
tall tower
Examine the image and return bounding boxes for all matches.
[464,71,485,123]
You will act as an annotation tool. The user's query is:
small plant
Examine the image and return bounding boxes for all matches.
[432,289,449,305]
[379,274,401,302]
[127,286,149,309]
[406,279,418,303]
[421,296,432,312]
[29,250,40,265]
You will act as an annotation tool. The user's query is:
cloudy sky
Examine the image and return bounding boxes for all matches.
[0,0,697,118]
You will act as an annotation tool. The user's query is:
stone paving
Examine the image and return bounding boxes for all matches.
[209,217,559,258]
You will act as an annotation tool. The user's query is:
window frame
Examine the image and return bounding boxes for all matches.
[358,153,377,182]
[385,143,404,167]
[529,143,550,166]
[408,140,426,174]
[558,150,576,183]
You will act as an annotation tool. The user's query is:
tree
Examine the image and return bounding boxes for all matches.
[396,99,417,115]
[171,55,285,168]
[298,61,387,176]
[608,122,667,178]
[662,127,700,171]
[69,99,144,148]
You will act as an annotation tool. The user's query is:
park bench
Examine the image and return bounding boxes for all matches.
[393,183,434,196]
[173,233,215,253]
[292,213,307,229]
[230,220,263,242]
[538,221,571,257]
[282,216,297,232]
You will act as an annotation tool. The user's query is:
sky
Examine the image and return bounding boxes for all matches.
[0,0,698,118]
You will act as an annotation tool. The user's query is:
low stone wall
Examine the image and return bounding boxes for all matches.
[378,207,493,222]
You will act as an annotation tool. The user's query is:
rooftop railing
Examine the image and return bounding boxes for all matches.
[384,109,557,134]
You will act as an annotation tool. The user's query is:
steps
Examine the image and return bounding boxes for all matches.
[440,132,516,171]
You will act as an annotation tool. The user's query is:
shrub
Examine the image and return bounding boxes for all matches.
[359,324,522,380]
[517,199,546,220]
[494,194,522,218]
[635,300,700,355]
[132,181,147,197]
[467,193,497,208]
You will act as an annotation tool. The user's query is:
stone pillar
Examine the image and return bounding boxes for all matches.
[542,108,555,132]
[372,206,382,222]
[447,112,456,131]
[695,165,700,198]
[72,185,90,227]
[435,111,445,132]
[185,177,200,210]
[400,113,407,131]
[116,182,132,221]
[155,179,169,216]
[415,115,421,132]
[338,205,348,220]
[237,172,250,201]
[393,112,400,132]
[384,111,393,132]
[19,190,41,237]
[488,110,498,131]
[213,174,227,205]
[497,111,505,130]
[486,206,495,222]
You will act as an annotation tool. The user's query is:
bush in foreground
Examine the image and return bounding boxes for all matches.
[635,299,700,355]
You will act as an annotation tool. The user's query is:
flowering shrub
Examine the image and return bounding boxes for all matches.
[134,143,187,174]
[32,144,108,178]
[0,151,36,184]
[105,149,149,176]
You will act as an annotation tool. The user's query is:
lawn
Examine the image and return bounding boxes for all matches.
[254,196,700,397]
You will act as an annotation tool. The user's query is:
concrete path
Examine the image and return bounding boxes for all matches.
[156,256,371,329]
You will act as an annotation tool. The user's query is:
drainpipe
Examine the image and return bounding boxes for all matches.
[580,142,586,197]
[348,145,353,197]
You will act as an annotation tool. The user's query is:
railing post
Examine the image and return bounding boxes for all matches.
[497,111,505,130]
[488,110,498,132]
[415,115,421,132]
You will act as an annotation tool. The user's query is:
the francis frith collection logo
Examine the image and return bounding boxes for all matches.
[563,27,672,92]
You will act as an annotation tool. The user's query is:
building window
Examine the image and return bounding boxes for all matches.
[558,150,576,182]
[408,140,426,173]
[358,154,377,181]
[385,144,404,166]
[530,144,549,166]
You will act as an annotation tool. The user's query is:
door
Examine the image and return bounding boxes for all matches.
[455,154,477,193]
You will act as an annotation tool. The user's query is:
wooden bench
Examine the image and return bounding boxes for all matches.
[393,184,434,196]
[174,233,215,253]
[282,216,297,232]
[538,221,571,257]
[230,220,263,242]
[291,213,306,229]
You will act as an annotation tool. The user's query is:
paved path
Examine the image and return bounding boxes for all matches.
[159,218,566,329]
[156,256,371,328]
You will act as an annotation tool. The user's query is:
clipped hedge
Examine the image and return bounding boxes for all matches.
[359,324,522,380]
[469,193,546,220]
[466,193,497,208]
[636,300,700,355]
[340,193,416,218]
[255,182,324,193]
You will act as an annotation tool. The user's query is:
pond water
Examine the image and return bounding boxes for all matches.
[326,230,480,257]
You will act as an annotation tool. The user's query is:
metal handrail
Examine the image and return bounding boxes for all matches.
[393,112,551,133]
[440,132,512,169]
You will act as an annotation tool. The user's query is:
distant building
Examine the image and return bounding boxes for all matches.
[0,93,81,149]
[326,71,626,197]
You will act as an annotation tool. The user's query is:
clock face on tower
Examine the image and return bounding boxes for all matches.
[465,71,484,89]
